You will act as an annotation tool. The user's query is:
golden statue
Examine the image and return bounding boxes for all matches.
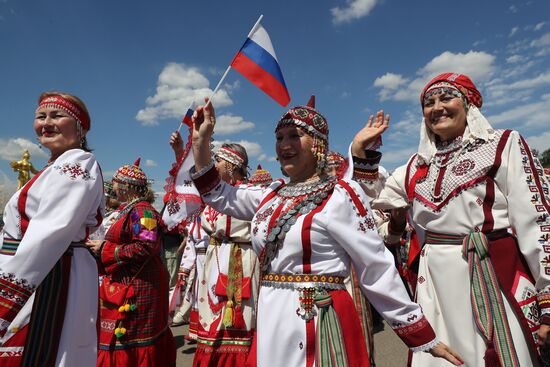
[10,150,39,189]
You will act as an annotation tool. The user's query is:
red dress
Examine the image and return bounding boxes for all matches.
[97,200,176,367]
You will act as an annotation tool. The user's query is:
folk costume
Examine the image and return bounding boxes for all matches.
[175,215,209,340]
[96,160,176,367]
[0,95,104,367]
[359,73,549,366]
[249,165,273,187]
[191,100,438,367]
[192,145,259,367]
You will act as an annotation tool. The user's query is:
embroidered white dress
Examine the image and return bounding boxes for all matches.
[193,165,438,367]
[0,149,104,366]
[179,215,209,340]
[368,129,549,366]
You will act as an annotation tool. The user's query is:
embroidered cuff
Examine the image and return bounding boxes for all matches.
[190,161,221,195]
[538,292,550,314]
[352,150,382,182]
[392,315,437,350]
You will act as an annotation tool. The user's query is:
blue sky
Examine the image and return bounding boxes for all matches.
[1,0,549,208]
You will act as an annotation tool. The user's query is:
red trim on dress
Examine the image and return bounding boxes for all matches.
[337,180,367,216]
[17,168,46,234]
[520,135,550,214]
[482,130,512,232]
[256,180,285,212]
[300,197,331,367]
[392,315,436,348]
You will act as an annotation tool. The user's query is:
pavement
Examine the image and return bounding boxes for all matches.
[172,321,408,366]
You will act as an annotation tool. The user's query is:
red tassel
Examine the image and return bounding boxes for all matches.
[233,305,246,329]
[484,344,500,367]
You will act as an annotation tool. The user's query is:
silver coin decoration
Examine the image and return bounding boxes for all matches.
[261,175,338,272]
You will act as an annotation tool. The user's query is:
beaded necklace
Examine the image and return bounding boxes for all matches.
[261,175,337,272]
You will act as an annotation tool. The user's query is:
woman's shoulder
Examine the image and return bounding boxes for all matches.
[54,148,96,163]
[49,149,100,182]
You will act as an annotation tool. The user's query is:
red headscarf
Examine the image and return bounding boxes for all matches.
[420,72,483,108]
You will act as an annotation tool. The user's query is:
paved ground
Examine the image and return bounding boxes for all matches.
[172,321,408,366]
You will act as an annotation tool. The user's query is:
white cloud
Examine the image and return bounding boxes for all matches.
[486,93,550,128]
[213,139,275,162]
[506,54,526,63]
[380,146,417,165]
[136,63,233,126]
[331,0,378,24]
[0,138,48,161]
[509,5,518,13]
[509,26,519,37]
[526,131,550,153]
[373,73,409,100]
[530,32,550,56]
[373,51,496,103]
[534,22,546,31]
[215,114,255,136]
[418,51,495,81]
[144,159,157,167]
[0,169,18,212]
[486,71,550,100]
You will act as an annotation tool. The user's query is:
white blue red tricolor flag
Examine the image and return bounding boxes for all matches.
[181,105,194,127]
[230,23,290,107]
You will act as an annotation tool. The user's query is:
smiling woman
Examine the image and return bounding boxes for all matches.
[0,92,104,367]
[354,72,550,366]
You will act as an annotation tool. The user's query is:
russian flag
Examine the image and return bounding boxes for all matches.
[181,103,195,128]
[230,24,290,107]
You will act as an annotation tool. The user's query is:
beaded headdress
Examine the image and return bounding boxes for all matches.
[420,72,483,108]
[113,158,148,187]
[249,165,273,186]
[275,95,329,172]
[215,146,246,168]
[36,95,91,131]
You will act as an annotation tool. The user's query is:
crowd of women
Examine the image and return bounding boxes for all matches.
[0,71,548,367]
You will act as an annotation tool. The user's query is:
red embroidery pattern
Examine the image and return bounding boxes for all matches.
[410,131,503,212]
[54,162,92,181]
[451,159,476,176]
[393,315,430,336]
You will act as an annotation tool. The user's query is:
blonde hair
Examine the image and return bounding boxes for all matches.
[37,91,93,151]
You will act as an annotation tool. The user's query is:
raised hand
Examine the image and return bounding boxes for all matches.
[191,98,217,171]
[169,131,184,160]
[351,110,390,158]
[192,97,216,143]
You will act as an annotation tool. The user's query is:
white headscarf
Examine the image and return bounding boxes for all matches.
[417,105,494,165]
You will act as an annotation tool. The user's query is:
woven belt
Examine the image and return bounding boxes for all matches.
[0,237,20,255]
[425,230,520,366]
[425,228,510,245]
[261,273,346,291]
[196,247,207,255]
[209,237,251,246]
[0,239,85,256]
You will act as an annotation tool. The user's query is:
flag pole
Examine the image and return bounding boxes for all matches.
[204,14,264,109]
[177,101,196,133]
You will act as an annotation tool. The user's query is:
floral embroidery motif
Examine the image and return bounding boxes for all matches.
[358,216,376,232]
[451,159,476,176]
[254,206,274,227]
[54,162,93,181]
